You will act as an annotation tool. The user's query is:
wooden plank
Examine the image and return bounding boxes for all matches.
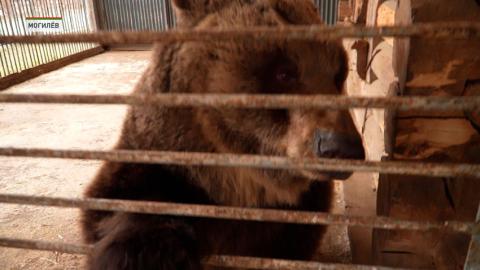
[394,119,477,159]
[375,0,480,268]
[351,0,367,23]
[0,46,104,91]
[343,0,406,265]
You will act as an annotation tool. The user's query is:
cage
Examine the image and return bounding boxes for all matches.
[0,0,479,269]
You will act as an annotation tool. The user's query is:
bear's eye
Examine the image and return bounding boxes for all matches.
[274,64,298,84]
[258,56,299,93]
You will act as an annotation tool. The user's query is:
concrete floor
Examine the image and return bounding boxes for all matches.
[0,51,351,269]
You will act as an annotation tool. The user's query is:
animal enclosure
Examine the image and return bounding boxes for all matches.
[0,0,479,269]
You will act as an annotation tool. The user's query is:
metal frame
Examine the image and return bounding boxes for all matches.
[0,22,479,270]
[1,22,480,45]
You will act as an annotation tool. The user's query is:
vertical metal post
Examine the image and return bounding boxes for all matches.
[43,0,61,60]
[38,0,55,62]
[53,0,69,57]
[139,0,148,31]
[57,0,74,56]
[6,0,29,70]
[25,0,48,64]
[113,0,121,31]
[126,0,136,31]
[67,0,81,53]
[0,2,16,76]
[85,0,99,32]
[17,0,39,67]
[152,0,162,31]
[166,0,175,28]
[0,0,22,74]
[464,203,480,269]
[0,52,6,77]
[160,0,166,29]
[81,0,95,49]
[76,0,86,50]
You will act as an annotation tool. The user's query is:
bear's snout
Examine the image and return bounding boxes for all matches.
[313,129,365,160]
[313,129,365,180]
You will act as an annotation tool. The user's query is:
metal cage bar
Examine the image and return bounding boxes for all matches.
[0,147,479,178]
[1,22,480,45]
[0,12,479,268]
[0,237,410,270]
[0,194,475,233]
[0,93,479,111]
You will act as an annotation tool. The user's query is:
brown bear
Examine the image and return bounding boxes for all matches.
[81,0,365,269]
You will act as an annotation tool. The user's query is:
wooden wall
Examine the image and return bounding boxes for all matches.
[346,0,480,268]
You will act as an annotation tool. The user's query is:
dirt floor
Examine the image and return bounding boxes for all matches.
[0,50,351,269]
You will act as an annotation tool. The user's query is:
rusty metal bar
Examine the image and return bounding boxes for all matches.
[0,194,476,233]
[1,93,479,111]
[0,237,91,254]
[205,255,412,270]
[0,147,479,178]
[464,203,480,269]
[1,22,480,45]
[0,237,410,270]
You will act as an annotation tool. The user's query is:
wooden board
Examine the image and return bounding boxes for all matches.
[0,47,104,91]
[342,0,403,264]
[373,1,480,269]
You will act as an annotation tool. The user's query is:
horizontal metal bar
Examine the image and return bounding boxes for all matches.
[0,237,410,270]
[0,147,479,178]
[1,22,479,45]
[205,255,413,270]
[0,237,90,254]
[0,93,479,111]
[0,194,476,233]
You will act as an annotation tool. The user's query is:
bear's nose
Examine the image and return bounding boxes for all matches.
[313,129,365,160]
[313,130,365,180]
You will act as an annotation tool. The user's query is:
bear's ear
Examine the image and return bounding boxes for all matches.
[268,0,322,25]
[171,0,229,27]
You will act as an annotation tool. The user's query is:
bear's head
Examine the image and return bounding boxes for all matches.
[169,0,365,181]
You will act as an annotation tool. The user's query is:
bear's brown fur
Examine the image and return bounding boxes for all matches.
[81,1,365,269]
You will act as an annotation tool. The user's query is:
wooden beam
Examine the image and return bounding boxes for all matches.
[0,47,104,90]
[374,0,480,268]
